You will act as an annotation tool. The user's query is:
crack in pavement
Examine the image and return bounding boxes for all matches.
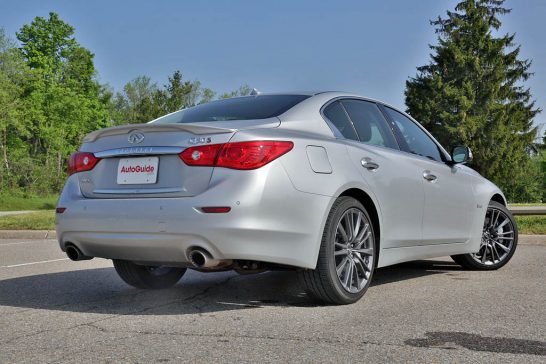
[80,323,407,351]
[1,274,239,346]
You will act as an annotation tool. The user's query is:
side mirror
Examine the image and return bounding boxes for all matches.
[451,145,473,164]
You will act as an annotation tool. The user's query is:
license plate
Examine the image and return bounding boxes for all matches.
[117,157,159,184]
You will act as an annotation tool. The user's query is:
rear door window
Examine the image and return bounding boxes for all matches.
[341,100,398,149]
[384,107,444,162]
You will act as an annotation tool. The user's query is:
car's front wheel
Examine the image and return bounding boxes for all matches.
[113,260,186,289]
[451,201,518,270]
[300,196,376,305]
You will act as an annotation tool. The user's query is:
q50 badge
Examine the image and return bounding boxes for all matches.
[189,137,212,145]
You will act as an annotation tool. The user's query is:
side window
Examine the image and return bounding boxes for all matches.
[322,101,359,141]
[384,107,443,162]
[341,100,398,149]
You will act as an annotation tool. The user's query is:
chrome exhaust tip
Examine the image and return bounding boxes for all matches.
[65,245,93,261]
[188,248,230,269]
[189,250,208,268]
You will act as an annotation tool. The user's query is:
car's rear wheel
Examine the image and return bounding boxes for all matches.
[113,260,186,289]
[300,196,376,305]
[451,201,518,270]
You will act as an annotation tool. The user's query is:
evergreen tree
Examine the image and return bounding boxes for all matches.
[405,0,541,202]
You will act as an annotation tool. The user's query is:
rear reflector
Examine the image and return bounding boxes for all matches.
[180,141,293,170]
[56,207,66,214]
[68,152,100,176]
[201,206,231,213]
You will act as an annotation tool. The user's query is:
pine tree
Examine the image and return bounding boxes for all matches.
[405,0,541,202]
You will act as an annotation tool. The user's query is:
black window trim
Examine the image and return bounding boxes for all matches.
[320,97,401,151]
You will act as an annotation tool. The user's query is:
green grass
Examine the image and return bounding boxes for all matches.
[515,215,546,235]
[509,203,546,206]
[0,211,55,230]
[0,210,544,235]
[0,194,58,211]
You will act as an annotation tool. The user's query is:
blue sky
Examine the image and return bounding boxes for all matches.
[1,0,545,131]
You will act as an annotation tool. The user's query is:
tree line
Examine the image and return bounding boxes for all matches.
[0,13,250,194]
[1,3,544,201]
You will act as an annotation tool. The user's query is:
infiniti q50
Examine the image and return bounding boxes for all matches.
[56,92,518,304]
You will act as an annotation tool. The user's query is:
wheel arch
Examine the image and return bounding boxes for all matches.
[338,188,381,252]
[490,193,507,206]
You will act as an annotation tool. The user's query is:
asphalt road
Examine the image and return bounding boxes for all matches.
[0,238,545,363]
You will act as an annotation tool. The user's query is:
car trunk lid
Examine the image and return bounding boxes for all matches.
[77,119,279,199]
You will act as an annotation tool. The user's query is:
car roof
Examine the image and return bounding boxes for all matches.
[248,91,400,108]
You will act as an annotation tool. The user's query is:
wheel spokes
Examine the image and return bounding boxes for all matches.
[334,207,374,293]
[472,207,515,266]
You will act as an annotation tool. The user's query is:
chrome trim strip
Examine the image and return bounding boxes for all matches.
[94,146,184,158]
[93,187,184,194]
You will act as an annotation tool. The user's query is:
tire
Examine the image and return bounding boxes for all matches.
[113,260,186,289]
[451,201,518,270]
[300,196,377,305]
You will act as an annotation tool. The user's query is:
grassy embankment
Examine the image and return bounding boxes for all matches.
[0,194,58,211]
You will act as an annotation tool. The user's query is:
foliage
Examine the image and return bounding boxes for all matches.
[0,13,250,195]
[0,13,111,192]
[405,0,542,202]
[219,85,252,99]
[111,71,218,125]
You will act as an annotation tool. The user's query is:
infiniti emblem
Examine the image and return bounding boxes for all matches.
[128,132,145,144]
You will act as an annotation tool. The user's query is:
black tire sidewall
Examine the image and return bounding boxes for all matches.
[114,260,186,289]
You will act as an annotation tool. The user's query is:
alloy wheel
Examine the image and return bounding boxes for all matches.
[334,208,374,293]
[472,206,515,265]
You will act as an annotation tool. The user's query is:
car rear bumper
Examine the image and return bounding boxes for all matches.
[56,162,331,269]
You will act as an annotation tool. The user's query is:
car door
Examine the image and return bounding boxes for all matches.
[323,99,425,248]
[382,106,475,245]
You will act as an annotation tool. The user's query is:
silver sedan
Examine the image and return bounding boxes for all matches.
[56,92,518,304]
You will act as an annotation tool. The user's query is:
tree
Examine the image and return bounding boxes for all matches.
[405,0,541,202]
[219,85,252,99]
[14,12,110,191]
[0,28,30,189]
[112,71,221,125]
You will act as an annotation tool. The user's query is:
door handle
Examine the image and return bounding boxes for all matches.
[423,170,437,182]
[361,158,379,171]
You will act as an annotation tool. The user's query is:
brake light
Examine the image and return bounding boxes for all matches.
[179,141,293,170]
[67,152,100,176]
[201,206,231,213]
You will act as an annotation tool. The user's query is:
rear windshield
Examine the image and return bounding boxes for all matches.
[154,95,310,124]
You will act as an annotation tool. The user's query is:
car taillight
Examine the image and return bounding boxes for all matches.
[67,152,100,176]
[179,141,293,170]
[179,144,224,167]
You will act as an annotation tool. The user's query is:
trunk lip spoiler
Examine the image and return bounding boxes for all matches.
[94,146,184,158]
[83,123,236,143]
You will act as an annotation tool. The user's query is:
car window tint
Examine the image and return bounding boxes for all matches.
[322,101,359,140]
[384,107,443,161]
[154,95,310,123]
[341,100,398,149]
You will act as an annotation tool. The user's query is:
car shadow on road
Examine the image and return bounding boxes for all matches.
[0,259,461,315]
